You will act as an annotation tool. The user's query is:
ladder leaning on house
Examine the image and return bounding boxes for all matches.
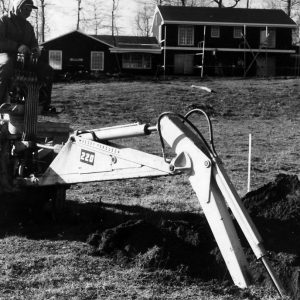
[242,31,270,77]
[195,26,206,78]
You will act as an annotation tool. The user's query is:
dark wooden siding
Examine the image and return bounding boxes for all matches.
[117,53,161,75]
[242,27,260,48]
[162,49,295,76]
[276,28,292,49]
[164,24,293,50]
[42,31,115,73]
[165,24,179,46]
[194,25,206,46]
[206,26,243,48]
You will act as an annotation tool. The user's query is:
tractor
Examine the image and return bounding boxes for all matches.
[0,56,285,297]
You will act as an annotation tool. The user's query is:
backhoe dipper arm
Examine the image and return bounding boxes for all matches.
[159,112,285,297]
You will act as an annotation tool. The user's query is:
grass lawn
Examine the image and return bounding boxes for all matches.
[0,77,299,299]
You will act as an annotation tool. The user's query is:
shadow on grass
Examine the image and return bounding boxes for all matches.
[1,185,300,299]
[0,192,299,257]
[0,195,206,240]
[0,193,230,280]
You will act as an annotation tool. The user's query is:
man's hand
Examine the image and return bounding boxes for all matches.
[17,44,31,55]
[31,47,41,59]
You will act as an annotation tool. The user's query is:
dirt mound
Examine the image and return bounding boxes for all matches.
[242,173,300,220]
[88,220,164,257]
[242,174,300,299]
[88,174,300,298]
[87,219,225,279]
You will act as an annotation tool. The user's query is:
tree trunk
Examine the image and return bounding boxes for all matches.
[41,0,45,42]
[76,0,82,30]
[0,0,10,14]
[287,0,291,17]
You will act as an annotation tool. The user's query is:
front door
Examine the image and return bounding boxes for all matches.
[256,56,276,77]
[174,54,194,74]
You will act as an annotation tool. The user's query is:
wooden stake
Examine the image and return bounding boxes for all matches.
[247,133,252,192]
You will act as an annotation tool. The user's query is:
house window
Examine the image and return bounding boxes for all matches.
[90,51,104,70]
[178,26,194,46]
[122,54,151,69]
[260,29,276,48]
[234,27,243,39]
[49,50,62,70]
[122,53,151,69]
[211,26,220,38]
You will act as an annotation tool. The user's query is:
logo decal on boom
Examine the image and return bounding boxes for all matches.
[80,149,95,165]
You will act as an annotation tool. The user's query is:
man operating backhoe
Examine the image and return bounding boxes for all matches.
[0,0,53,111]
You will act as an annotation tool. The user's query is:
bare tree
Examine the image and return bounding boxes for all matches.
[262,0,280,8]
[111,0,119,36]
[76,0,82,30]
[39,0,46,42]
[135,2,153,36]
[151,0,179,5]
[281,0,300,17]
[212,0,241,7]
[264,0,300,18]
[81,0,106,34]
[151,0,240,7]
[28,0,50,43]
[90,2,104,34]
[0,0,11,14]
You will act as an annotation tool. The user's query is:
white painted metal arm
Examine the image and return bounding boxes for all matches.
[38,135,173,186]
[159,114,251,288]
[159,114,285,296]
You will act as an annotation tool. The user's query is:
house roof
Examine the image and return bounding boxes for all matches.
[92,35,161,54]
[157,6,297,27]
[40,30,114,47]
[42,31,161,54]
[92,35,161,50]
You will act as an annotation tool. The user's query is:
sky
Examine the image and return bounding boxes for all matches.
[44,0,273,40]
[47,0,139,39]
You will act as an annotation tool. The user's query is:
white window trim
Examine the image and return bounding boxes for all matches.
[158,25,162,43]
[122,54,152,69]
[233,27,243,39]
[211,26,220,38]
[178,25,194,46]
[49,50,62,70]
[90,51,104,71]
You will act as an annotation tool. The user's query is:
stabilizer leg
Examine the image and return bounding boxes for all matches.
[160,114,285,297]
[190,172,252,287]
[160,115,252,288]
[214,158,285,296]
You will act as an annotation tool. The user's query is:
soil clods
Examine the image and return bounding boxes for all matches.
[88,174,300,299]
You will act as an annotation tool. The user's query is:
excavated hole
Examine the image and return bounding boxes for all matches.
[88,174,300,299]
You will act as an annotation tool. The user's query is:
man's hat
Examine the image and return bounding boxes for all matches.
[23,0,38,9]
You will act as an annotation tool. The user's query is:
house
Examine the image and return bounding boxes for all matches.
[40,30,161,78]
[151,6,298,76]
[41,7,298,78]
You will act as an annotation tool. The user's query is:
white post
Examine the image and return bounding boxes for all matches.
[164,25,167,80]
[201,25,206,78]
[247,133,252,192]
